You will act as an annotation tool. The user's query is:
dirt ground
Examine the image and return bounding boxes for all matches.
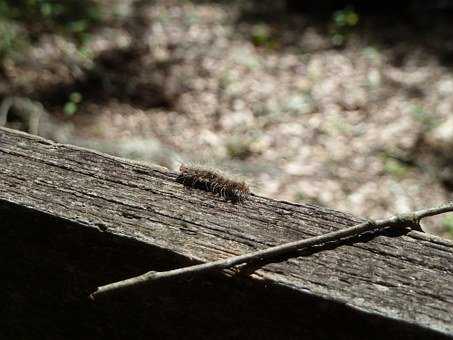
[2,0,453,238]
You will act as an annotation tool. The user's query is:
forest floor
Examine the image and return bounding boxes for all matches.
[2,0,453,238]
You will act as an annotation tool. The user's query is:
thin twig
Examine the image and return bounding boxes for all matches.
[89,202,453,300]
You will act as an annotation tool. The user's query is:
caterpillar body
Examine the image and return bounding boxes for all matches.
[177,164,250,203]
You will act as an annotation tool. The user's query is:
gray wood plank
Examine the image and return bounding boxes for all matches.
[1,127,452,336]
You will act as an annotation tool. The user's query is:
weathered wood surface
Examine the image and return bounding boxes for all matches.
[1,127,453,337]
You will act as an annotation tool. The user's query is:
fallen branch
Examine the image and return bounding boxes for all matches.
[89,202,453,300]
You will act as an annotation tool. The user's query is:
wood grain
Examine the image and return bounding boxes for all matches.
[1,127,452,337]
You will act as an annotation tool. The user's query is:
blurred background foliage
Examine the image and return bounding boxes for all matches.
[0,0,102,61]
[0,0,102,41]
[1,0,451,64]
[1,0,453,238]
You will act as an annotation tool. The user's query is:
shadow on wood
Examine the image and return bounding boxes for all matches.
[0,127,452,339]
[0,202,449,340]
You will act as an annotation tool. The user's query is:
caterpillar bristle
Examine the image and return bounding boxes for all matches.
[177,164,250,203]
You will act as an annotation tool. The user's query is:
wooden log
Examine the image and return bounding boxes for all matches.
[0,127,452,339]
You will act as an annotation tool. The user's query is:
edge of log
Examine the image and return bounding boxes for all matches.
[1,127,453,337]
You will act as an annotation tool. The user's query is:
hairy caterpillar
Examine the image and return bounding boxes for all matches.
[177,164,250,202]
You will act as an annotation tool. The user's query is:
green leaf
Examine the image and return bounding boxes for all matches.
[64,102,77,116]
[442,215,453,236]
[69,92,82,103]
[384,158,409,178]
